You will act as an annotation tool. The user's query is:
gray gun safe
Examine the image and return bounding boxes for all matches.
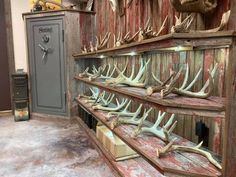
[23,10,95,117]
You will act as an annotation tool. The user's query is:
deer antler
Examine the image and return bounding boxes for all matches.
[161,63,218,98]
[92,92,115,107]
[152,16,168,37]
[157,141,222,169]
[92,98,129,111]
[138,16,168,41]
[146,70,175,96]
[114,29,141,47]
[78,87,100,100]
[107,100,139,118]
[110,104,144,129]
[95,32,111,50]
[133,111,176,142]
[171,13,195,33]
[105,59,150,88]
[88,66,106,81]
[99,64,116,80]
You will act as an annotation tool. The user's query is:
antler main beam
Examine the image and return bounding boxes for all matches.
[157,141,222,169]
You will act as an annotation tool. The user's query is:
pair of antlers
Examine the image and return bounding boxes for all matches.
[147,63,218,99]
[78,64,115,81]
[82,32,111,53]
[105,59,150,88]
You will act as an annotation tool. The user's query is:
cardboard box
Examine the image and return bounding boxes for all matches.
[96,125,138,161]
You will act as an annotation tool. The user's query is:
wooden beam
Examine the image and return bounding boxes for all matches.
[222,37,236,177]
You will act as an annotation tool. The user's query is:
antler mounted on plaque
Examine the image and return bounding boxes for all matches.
[157,141,222,169]
[170,0,217,14]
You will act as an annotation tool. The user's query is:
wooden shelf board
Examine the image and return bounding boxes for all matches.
[76,98,222,177]
[73,31,235,59]
[75,116,164,177]
[74,77,225,118]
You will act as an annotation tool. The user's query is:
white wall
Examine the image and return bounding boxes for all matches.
[11,0,30,72]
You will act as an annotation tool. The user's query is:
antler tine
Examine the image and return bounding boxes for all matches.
[125,29,141,43]
[107,100,132,118]
[200,63,218,92]
[132,108,153,138]
[100,32,109,46]
[151,72,163,85]
[163,114,176,130]
[110,102,143,119]
[155,16,168,37]
[110,104,143,129]
[185,14,195,30]
[184,67,202,91]
[124,31,131,40]
[153,111,166,128]
[144,17,151,31]
[161,66,183,98]
[78,67,89,77]
[157,141,222,170]
[179,64,189,90]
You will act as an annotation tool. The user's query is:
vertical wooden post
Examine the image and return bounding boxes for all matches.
[223,1,236,175]
[223,37,236,177]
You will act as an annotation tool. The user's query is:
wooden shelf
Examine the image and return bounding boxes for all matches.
[73,31,235,59]
[75,98,222,177]
[75,116,164,177]
[74,77,225,118]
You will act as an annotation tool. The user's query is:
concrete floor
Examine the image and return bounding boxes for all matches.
[0,116,115,177]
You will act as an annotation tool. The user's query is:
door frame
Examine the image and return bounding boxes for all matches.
[1,0,15,113]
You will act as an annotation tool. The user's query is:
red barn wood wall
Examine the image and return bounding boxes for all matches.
[87,0,234,155]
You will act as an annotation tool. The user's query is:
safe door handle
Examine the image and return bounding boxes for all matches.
[38,44,48,61]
